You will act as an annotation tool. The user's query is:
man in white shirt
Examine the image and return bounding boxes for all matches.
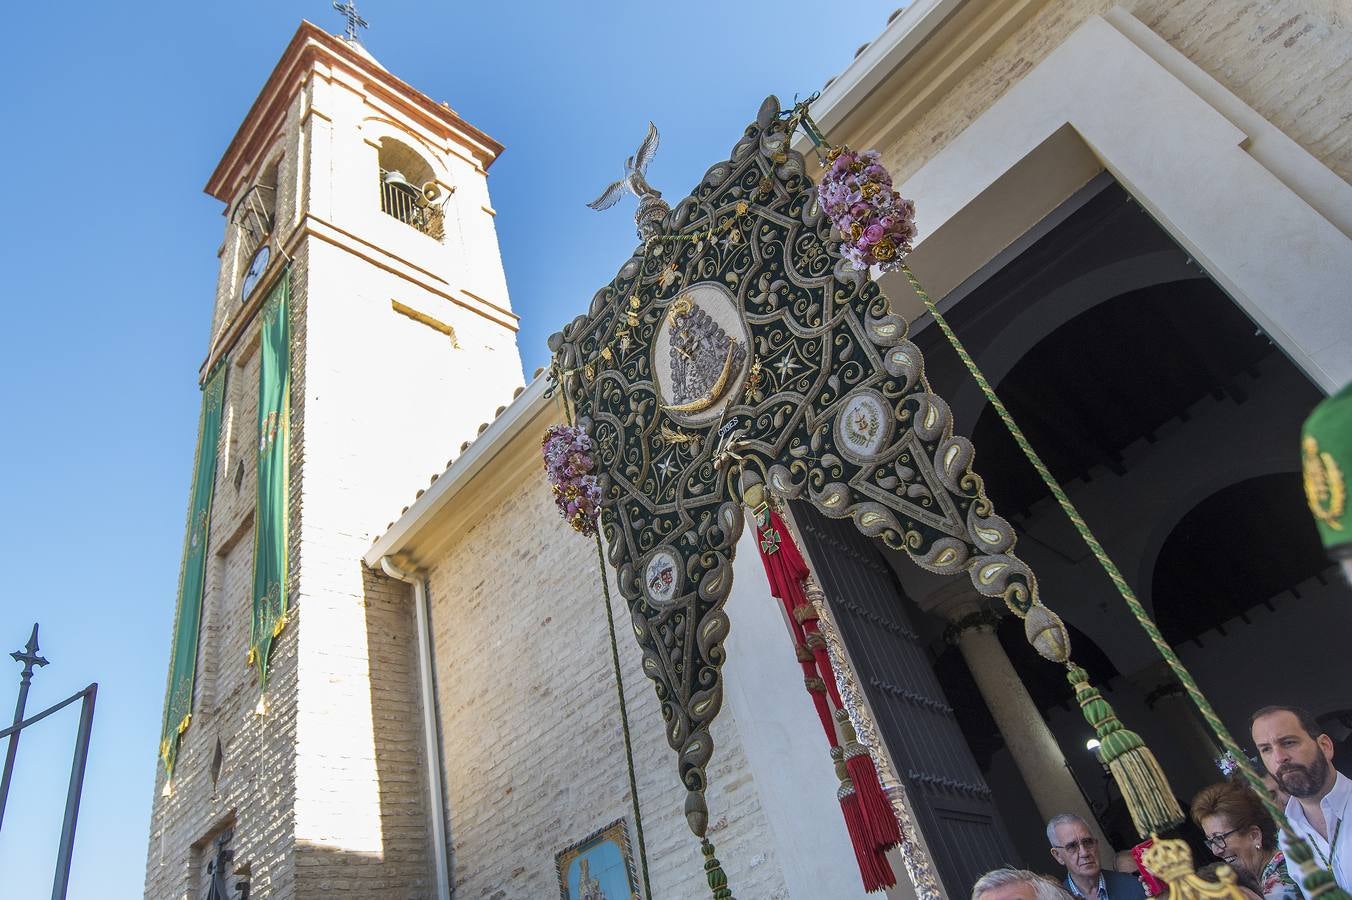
[1251,706,1351,899]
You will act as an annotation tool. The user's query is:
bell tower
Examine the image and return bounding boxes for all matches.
[145,20,522,899]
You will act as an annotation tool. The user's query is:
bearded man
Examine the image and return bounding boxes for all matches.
[1251,706,1350,898]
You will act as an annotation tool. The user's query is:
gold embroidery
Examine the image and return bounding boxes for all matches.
[1303,436,1345,530]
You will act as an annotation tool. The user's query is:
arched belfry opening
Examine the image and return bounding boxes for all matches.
[376,136,444,239]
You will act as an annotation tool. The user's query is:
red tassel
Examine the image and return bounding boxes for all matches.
[837,752,897,892]
[846,746,902,850]
[758,507,899,889]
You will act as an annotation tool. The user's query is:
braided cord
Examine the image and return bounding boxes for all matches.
[594,531,655,899]
[558,377,655,898]
[898,262,1293,833]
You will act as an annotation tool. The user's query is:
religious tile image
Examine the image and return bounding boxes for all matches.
[555,819,639,900]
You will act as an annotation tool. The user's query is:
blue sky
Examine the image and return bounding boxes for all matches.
[0,1,904,895]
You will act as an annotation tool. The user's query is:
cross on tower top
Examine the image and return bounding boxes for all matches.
[332,0,368,43]
[10,623,48,683]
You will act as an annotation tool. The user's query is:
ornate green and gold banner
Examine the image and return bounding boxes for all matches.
[248,271,291,691]
[549,96,1181,859]
[160,362,228,778]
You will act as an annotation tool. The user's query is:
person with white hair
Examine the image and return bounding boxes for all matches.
[1047,814,1145,900]
[972,867,1076,900]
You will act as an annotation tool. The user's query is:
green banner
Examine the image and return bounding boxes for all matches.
[160,363,228,778]
[249,271,291,692]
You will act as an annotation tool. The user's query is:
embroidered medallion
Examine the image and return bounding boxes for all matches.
[259,411,281,455]
[190,508,209,549]
[643,549,681,606]
[652,282,750,426]
[835,390,892,463]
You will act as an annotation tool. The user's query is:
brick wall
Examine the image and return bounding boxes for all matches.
[425,468,791,900]
[878,0,1352,185]
[143,243,307,900]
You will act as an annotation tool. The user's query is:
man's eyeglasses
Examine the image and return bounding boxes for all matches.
[1203,828,1242,851]
[1054,837,1098,854]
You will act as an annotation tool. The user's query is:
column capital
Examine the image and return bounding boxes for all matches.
[1142,679,1188,711]
[1130,660,1189,708]
[941,607,1007,645]
[925,579,1004,640]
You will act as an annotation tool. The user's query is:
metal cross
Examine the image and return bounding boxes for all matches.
[332,0,368,42]
[0,623,48,832]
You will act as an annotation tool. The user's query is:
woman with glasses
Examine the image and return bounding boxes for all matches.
[1190,781,1300,900]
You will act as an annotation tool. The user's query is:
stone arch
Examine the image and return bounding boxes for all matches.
[361,116,450,184]
[1148,472,1329,648]
[375,136,436,188]
[1129,461,1299,622]
[962,275,1279,636]
[946,249,1204,431]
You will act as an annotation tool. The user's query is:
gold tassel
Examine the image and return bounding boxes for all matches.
[1069,666,1183,836]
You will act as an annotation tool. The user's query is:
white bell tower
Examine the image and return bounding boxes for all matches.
[146,19,522,898]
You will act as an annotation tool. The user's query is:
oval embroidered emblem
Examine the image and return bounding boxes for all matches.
[834,390,892,463]
[652,281,751,426]
[643,549,681,606]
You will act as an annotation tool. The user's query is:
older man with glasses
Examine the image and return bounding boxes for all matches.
[1047,814,1144,900]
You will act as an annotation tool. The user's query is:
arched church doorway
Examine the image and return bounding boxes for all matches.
[792,178,1351,890]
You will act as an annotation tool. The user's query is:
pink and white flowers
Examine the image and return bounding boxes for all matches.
[816,147,917,272]
[542,424,601,535]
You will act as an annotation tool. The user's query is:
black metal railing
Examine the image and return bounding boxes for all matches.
[231,184,276,260]
[379,170,444,240]
[0,624,97,900]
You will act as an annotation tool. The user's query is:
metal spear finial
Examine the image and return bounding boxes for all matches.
[0,623,49,832]
[11,623,49,681]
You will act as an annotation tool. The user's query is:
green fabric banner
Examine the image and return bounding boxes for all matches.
[160,363,228,778]
[250,271,291,692]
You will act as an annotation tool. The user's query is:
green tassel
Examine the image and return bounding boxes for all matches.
[1068,666,1184,836]
[701,838,735,900]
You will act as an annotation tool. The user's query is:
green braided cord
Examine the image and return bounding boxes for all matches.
[558,377,655,898]
[594,532,655,900]
[702,838,736,900]
[900,263,1349,896]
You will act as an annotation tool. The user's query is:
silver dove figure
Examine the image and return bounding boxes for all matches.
[587,122,671,242]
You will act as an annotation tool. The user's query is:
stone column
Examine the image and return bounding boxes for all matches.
[1138,663,1221,790]
[932,586,1113,857]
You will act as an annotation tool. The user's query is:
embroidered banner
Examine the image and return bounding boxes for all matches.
[548,96,1039,838]
[160,362,228,778]
[249,271,291,691]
